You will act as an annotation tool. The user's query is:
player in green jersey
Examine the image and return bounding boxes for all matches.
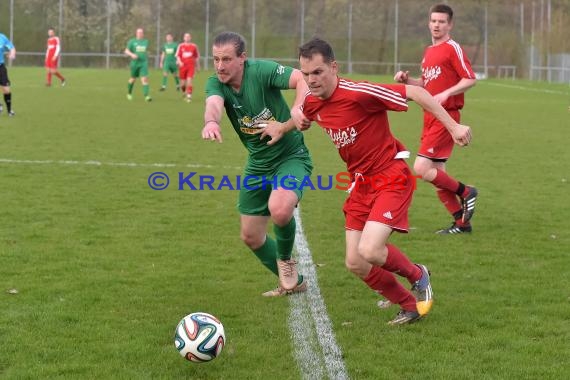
[124,28,151,101]
[202,31,313,297]
[159,33,180,92]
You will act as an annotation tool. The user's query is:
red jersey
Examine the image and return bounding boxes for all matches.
[176,43,199,67]
[421,39,474,110]
[46,36,61,60]
[302,79,409,177]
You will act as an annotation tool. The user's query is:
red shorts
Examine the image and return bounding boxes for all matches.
[45,57,59,69]
[343,160,415,232]
[179,64,195,80]
[418,110,461,161]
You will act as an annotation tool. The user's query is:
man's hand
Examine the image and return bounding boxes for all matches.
[291,106,311,131]
[202,122,223,143]
[255,121,285,146]
[394,70,409,83]
[449,124,472,147]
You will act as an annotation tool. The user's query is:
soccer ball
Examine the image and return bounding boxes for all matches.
[174,312,225,363]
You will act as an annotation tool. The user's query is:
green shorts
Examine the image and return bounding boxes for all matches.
[238,157,313,216]
[130,60,149,78]
[163,61,177,74]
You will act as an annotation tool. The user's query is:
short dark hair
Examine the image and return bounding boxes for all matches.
[213,32,246,56]
[298,38,335,63]
[429,4,453,21]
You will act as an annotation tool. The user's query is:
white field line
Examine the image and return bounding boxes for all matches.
[1,156,348,378]
[290,207,349,380]
[0,158,242,171]
[484,82,569,95]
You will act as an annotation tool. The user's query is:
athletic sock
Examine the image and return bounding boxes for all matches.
[274,217,296,261]
[437,189,463,216]
[127,82,134,94]
[143,84,149,97]
[381,244,422,284]
[188,85,193,95]
[431,169,460,192]
[161,75,167,87]
[175,77,180,86]
[4,93,11,112]
[364,266,417,312]
[252,236,278,276]
[47,72,52,85]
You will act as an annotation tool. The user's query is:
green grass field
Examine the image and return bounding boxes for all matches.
[1,67,569,379]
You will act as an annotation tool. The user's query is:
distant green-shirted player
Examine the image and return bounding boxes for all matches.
[202,32,313,297]
[159,33,179,91]
[124,28,151,101]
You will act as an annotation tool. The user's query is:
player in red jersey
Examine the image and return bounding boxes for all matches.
[395,4,477,234]
[176,33,200,102]
[294,37,472,325]
[45,28,66,87]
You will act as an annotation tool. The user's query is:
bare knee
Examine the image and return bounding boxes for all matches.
[358,241,388,266]
[345,257,370,279]
[240,229,265,250]
[269,204,294,227]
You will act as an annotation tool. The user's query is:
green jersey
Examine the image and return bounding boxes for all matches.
[162,42,178,64]
[126,38,149,62]
[205,60,311,173]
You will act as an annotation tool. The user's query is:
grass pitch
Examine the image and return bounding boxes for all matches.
[0,67,568,379]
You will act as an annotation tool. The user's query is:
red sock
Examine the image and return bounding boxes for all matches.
[381,244,422,284]
[431,169,460,193]
[47,72,52,85]
[187,85,193,95]
[364,266,417,312]
[436,189,462,216]
[55,72,65,81]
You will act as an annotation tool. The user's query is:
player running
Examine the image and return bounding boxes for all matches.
[295,38,472,324]
[202,32,312,297]
[159,33,180,92]
[45,28,66,87]
[0,32,16,117]
[125,28,151,102]
[176,33,200,102]
[394,4,478,234]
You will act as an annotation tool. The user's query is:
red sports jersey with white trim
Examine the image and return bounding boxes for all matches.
[46,36,61,59]
[302,79,409,176]
[421,39,474,110]
[176,43,199,67]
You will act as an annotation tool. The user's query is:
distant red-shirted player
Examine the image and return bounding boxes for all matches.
[394,4,477,234]
[45,28,66,87]
[294,37,473,325]
[176,33,200,102]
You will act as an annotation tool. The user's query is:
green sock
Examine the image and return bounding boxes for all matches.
[161,75,167,87]
[252,236,278,276]
[274,217,296,261]
[127,82,134,94]
[143,84,149,96]
[175,77,180,86]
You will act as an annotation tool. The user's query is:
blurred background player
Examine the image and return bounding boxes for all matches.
[45,28,66,87]
[201,31,312,296]
[394,3,477,234]
[0,32,16,116]
[159,33,180,92]
[124,28,151,102]
[176,33,200,102]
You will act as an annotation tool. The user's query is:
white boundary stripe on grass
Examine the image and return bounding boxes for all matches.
[484,82,569,95]
[0,158,242,171]
[289,207,349,380]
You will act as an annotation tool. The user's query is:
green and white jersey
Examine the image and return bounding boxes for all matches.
[126,38,149,62]
[162,42,178,65]
[206,60,310,173]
